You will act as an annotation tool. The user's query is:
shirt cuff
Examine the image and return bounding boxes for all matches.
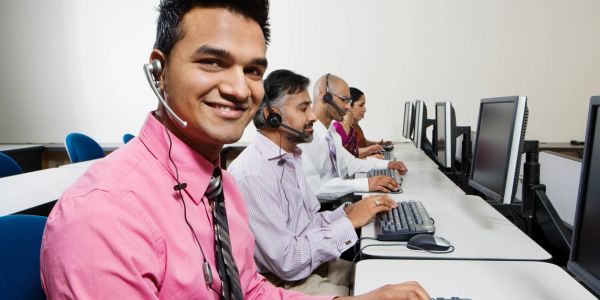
[329,216,358,252]
[374,158,390,169]
[352,177,369,192]
[331,203,350,220]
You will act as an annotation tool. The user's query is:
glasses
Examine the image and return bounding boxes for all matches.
[330,92,353,104]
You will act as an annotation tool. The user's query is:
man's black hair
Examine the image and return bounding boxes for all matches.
[154,0,270,58]
[253,69,310,129]
[349,87,364,106]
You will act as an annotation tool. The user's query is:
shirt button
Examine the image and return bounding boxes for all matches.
[345,240,351,245]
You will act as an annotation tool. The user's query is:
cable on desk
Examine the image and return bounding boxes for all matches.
[346,237,455,296]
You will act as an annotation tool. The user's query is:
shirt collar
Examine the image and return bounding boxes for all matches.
[138,112,218,205]
[254,131,301,162]
[314,120,328,136]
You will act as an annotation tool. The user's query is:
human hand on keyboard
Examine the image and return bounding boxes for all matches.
[388,160,408,175]
[336,280,430,300]
[366,144,384,155]
[345,195,396,228]
[368,175,400,193]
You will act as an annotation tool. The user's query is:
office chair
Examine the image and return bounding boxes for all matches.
[65,132,105,163]
[123,133,135,144]
[0,152,23,178]
[0,215,47,300]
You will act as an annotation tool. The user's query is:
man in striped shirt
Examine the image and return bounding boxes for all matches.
[229,69,428,298]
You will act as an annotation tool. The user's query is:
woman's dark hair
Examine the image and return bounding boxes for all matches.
[349,87,365,106]
[154,0,270,58]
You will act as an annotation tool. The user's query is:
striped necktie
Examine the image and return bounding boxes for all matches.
[205,168,243,300]
[325,131,339,177]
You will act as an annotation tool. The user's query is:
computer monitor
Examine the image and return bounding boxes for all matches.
[402,101,415,139]
[434,102,457,169]
[468,96,528,205]
[567,96,600,296]
[414,100,435,155]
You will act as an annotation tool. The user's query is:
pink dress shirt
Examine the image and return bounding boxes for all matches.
[40,112,331,300]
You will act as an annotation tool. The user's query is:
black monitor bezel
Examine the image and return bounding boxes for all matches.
[468,96,521,203]
[567,96,600,296]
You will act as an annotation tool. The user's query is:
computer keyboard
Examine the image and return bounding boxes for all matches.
[383,150,394,160]
[367,169,403,193]
[375,200,435,241]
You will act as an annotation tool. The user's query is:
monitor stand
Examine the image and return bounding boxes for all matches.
[521,140,572,265]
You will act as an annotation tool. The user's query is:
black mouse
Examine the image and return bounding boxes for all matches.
[382,144,394,151]
[407,234,452,251]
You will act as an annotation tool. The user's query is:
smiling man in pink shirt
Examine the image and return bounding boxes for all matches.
[40,1,429,299]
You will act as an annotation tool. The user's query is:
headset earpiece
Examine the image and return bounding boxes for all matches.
[146,59,164,89]
[263,91,283,128]
[262,83,307,140]
[323,73,333,104]
[323,92,333,104]
[150,59,163,78]
[265,106,282,128]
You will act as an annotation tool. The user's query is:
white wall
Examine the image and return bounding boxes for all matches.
[1,0,598,144]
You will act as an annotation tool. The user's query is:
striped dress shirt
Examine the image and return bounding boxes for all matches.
[228,132,357,281]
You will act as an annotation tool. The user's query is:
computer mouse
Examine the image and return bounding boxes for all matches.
[407,234,452,251]
[382,143,394,151]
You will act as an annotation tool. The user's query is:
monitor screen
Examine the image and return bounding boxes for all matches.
[568,96,600,296]
[468,96,527,204]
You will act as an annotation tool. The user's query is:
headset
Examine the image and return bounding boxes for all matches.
[263,90,309,141]
[143,59,188,127]
[143,60,219,295]
[322,73,347,116]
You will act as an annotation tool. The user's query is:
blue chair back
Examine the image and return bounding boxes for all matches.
[0,152,23,178]
[65,132,105,163]
[0,215,47,299]
[123,133,135,144]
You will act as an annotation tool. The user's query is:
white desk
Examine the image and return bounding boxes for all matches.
[390,144,440,169]
[401,168,464,195]
[58,159,100,169]
[0,161,94,216]
[360,194,550,260]
[399,158,439,170]
[357,168,464,196]
[354,260,597,299]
